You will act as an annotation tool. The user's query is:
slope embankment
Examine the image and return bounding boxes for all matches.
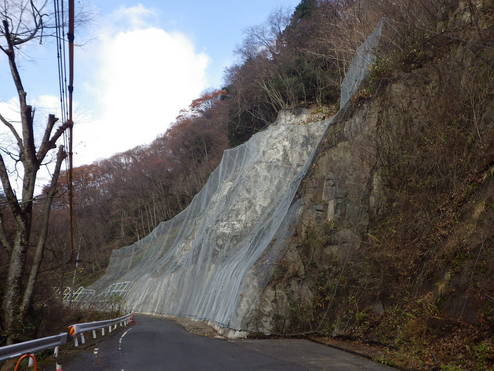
[256,2,494,369]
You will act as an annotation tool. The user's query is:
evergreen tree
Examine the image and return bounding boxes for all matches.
[292,0,317,21]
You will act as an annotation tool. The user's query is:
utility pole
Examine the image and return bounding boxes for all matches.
[67,0,76,277]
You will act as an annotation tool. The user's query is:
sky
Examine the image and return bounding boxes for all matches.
[0,0,301,170]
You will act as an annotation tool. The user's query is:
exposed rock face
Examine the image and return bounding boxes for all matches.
[252,97,381,334]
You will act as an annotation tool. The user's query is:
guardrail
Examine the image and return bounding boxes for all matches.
[0,313,134,370]
[0,333,67,362]
[68,313,134,346]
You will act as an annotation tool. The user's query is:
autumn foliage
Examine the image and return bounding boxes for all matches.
[36,91,229,279]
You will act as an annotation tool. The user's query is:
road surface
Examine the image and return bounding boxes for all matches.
[65,315,393,370]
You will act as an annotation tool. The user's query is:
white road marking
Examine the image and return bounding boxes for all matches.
[118,328,132,351]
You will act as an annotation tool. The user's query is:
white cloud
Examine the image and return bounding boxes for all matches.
[76,5,209,165]
[112,4,156,29]
[0,97,20,122]
[0,97,22,156]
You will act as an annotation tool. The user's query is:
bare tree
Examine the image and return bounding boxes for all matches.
[237,8,291,61]
[0,0,70,344]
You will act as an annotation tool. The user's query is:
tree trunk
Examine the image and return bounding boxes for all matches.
[2,222,29,344]
[20,146,66,318]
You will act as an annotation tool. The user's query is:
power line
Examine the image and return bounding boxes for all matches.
[53,0,76,263]
[53,4,69,180]
[53,2,64,165]
[53,0,70,188]
[61,0,70,122]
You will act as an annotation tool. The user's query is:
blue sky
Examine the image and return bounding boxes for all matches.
[1,0,301,99]
[0,0,301,170]
[96,0,301,87]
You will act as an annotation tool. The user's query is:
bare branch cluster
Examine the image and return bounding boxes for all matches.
[0,0,51,52]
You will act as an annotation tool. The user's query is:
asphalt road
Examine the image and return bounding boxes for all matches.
[64,315,393,371]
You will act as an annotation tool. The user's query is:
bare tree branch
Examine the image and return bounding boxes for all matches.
[0,111,23,152]
[36,119,71,163]
[36,113,58,162]
[2,20,27,97]
[13,0,43,46]
[0,153,20,216]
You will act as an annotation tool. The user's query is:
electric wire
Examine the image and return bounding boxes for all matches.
[53,0,70,201]
[52,0,76,264]
[60,0,70,183]
[53,0,68,125]
[53,0,70,188]
[61,0,69,123]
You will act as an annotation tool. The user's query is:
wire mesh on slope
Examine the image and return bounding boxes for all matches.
[340,19,383,109]
[90,112,328,329]
[88,21,383,334]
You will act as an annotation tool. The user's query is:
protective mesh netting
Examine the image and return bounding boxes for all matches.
[340,19,383,109]
[88,22,382,332]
